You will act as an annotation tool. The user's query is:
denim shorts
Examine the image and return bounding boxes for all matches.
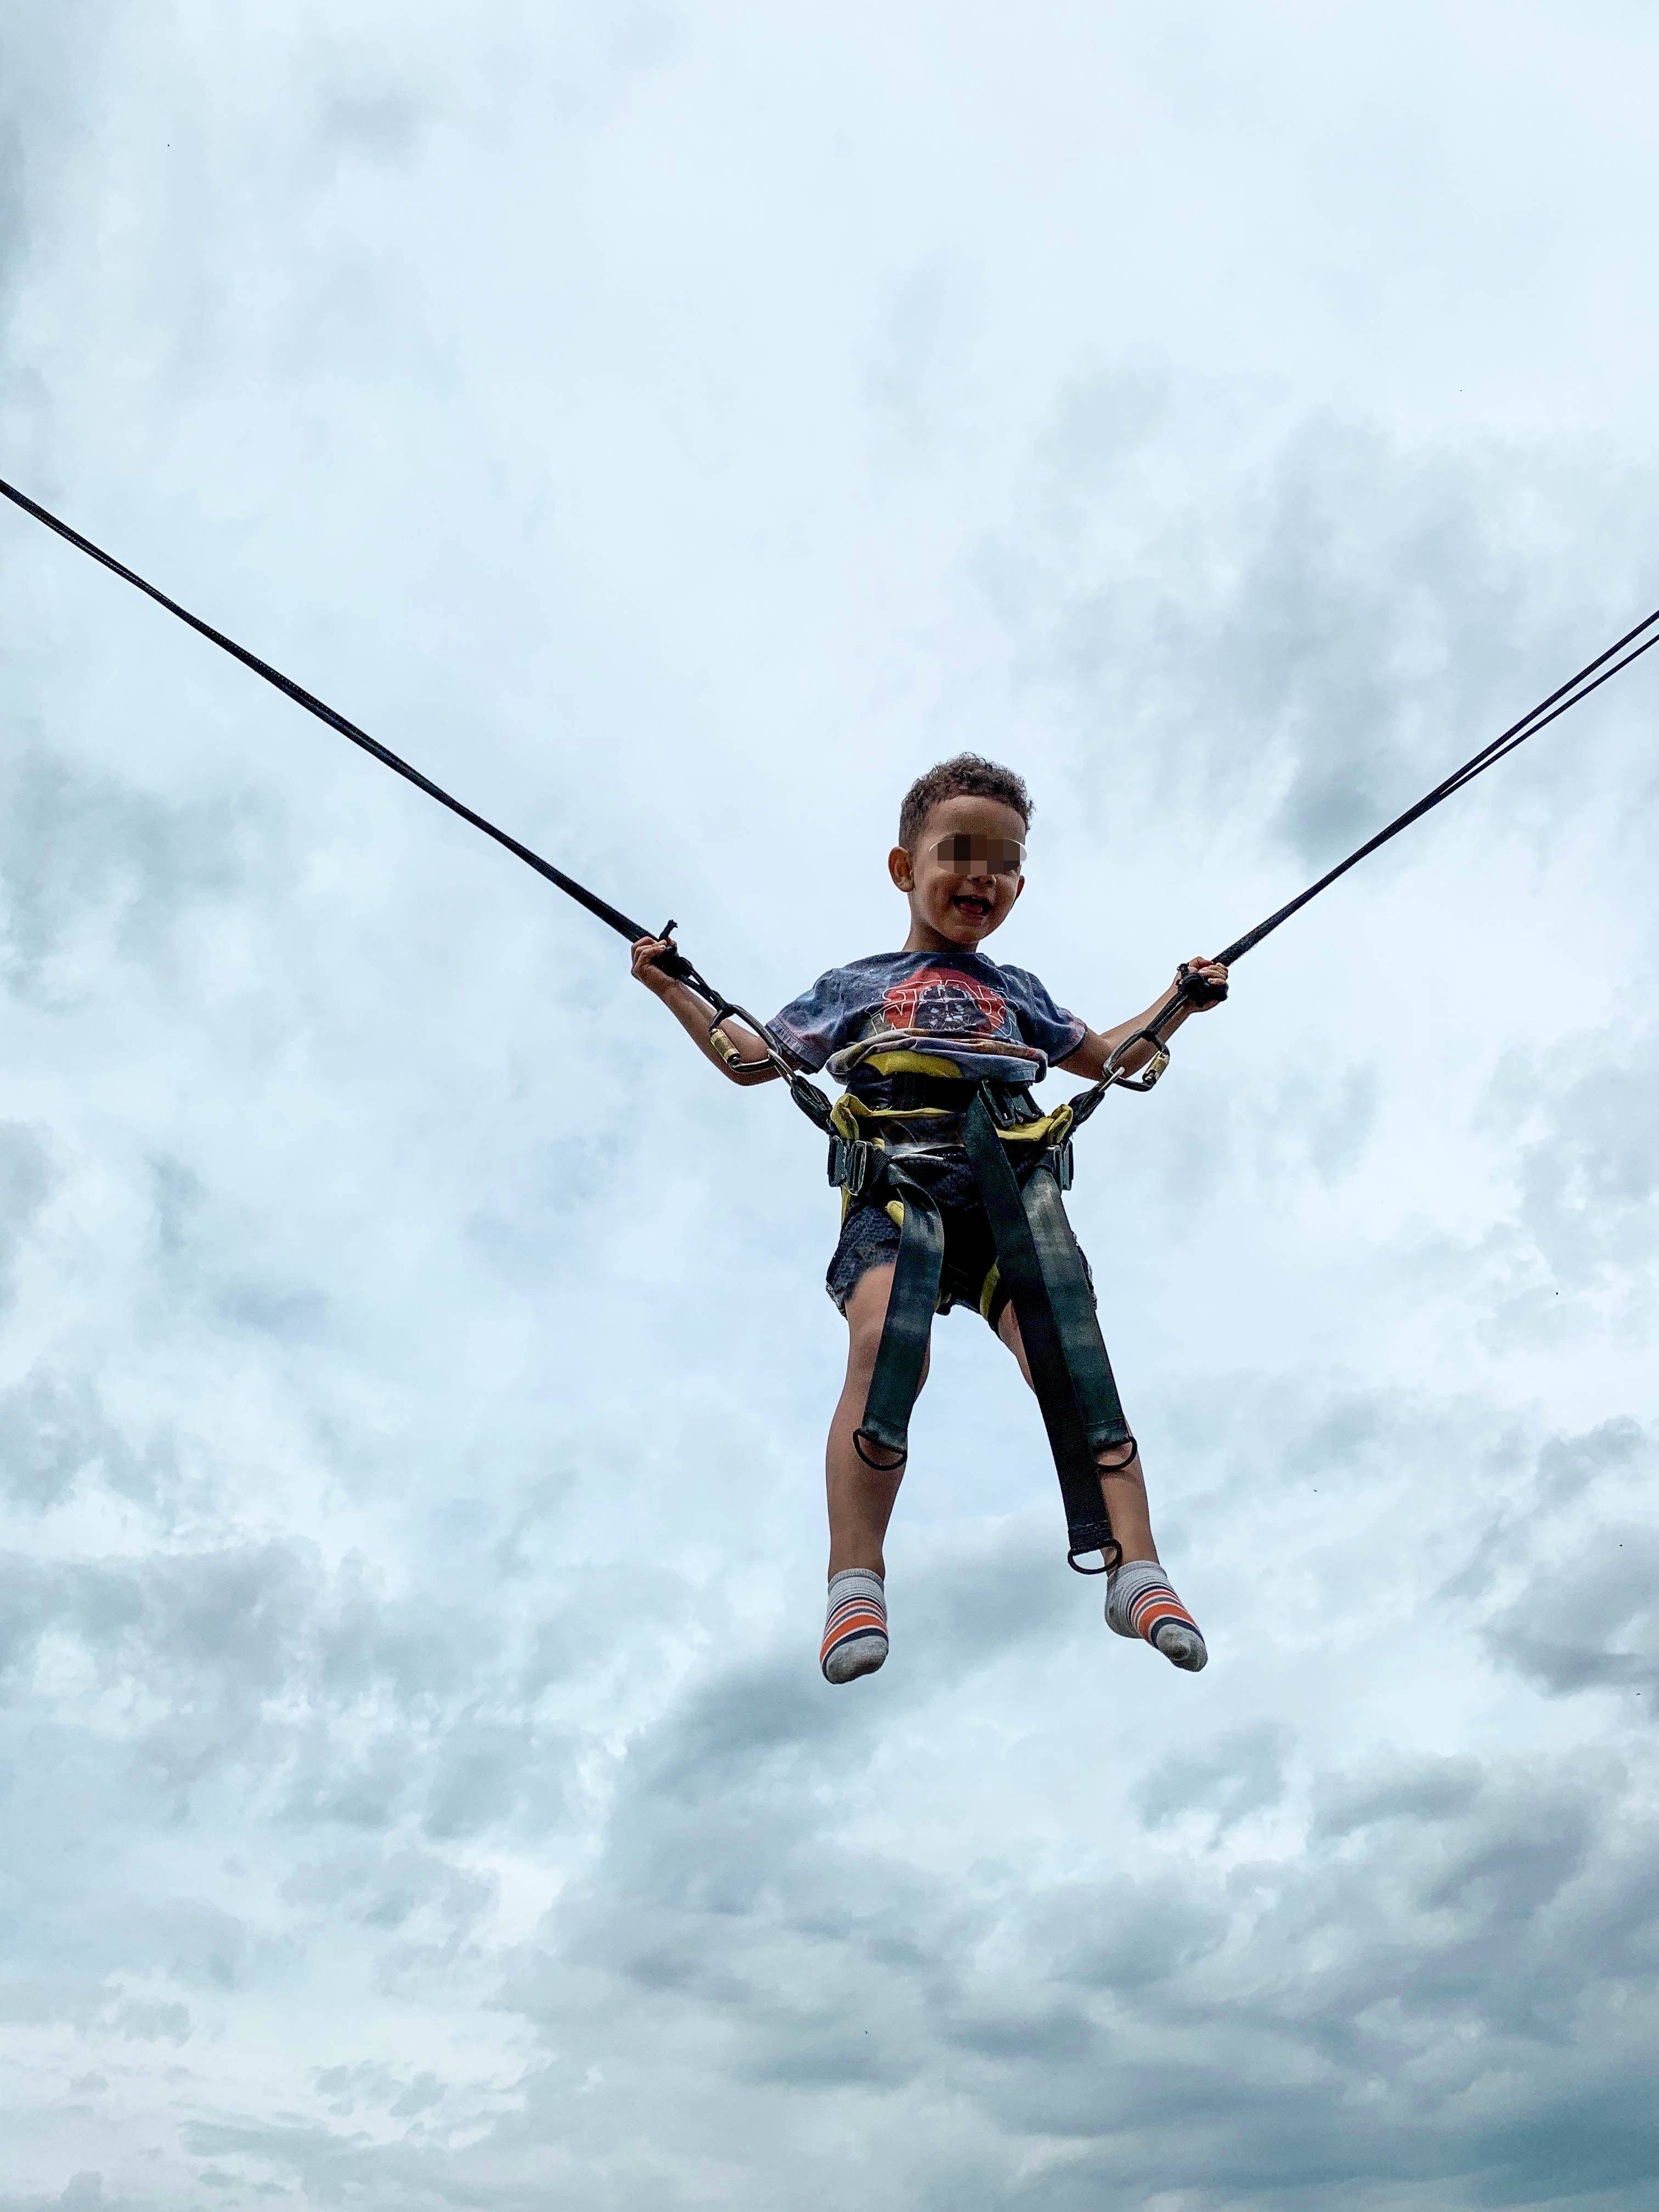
[825,1149,1092,1328]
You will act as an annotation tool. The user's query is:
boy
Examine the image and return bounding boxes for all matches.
[631,755,1227,1685]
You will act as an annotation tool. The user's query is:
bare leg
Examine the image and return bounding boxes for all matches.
[995,1304,1158,1564]
[827,1262,929,1578]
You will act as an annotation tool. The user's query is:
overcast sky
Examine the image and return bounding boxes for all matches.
[2,4,1658,2208]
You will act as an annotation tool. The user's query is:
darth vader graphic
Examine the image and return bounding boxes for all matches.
[882,966,1010,1042]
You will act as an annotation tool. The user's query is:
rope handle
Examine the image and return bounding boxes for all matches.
[1175,958,1229,1008]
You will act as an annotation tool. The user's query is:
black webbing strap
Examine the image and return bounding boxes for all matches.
[961,1091,1127,1573]
[852,1161,946,1466]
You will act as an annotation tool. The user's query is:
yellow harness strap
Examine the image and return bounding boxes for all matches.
[828,1091,1076,1257]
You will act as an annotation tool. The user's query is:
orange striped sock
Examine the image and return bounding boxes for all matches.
[821,1569,888,1684]
[1107,1560,1207,1672]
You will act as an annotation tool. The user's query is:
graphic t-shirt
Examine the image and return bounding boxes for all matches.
[771,950,1086,1090]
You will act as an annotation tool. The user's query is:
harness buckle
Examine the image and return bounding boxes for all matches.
[827,1135,880,1200]
[1047,1138,1075,1192]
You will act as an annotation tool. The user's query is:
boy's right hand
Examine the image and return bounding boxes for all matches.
[631,935,679,1000]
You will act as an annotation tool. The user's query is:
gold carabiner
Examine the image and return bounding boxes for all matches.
[1112,1043,1170,1093]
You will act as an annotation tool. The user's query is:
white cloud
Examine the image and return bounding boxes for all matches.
[3,3,1658,2207]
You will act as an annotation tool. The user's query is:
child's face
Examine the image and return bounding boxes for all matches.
[889,794,1027,949]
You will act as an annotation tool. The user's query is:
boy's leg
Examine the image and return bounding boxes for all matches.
[994,1303,1156,1560]
[995,1305,1206,1672]
[820,1262,929,1684]
[827,1261,927,1577]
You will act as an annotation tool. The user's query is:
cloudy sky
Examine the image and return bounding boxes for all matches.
[3,4,1658,2207]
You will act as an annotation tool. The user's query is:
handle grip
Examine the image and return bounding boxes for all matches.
[1176,960,1229,1009]
[644,919,704,990]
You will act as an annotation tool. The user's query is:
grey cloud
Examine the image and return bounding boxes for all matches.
[281,1842,495,1933]
[897,1541,1074,1678]
[1136,1722,1291,1833]
[1530,1418,1650,1503]
[1415,1788,1594,1924]
[1231,1060,1383,1192]
[312,2058,445,2118]
[0,1368,170,1512]
[146,1152,334,1343]
[481,1469,1659,2203]
[1039,1876,1227,1994]
[6,2,1659,2202]
[867,254,979,454]
[1314,1752,1483,1836]
[466,1126,641,1287]
[1452,1418,1652,1605]
[1007,1778,1649,2180]
[422,1712,574,1838]
[168,2117,526,2212]
[0,754,252,1003]
[0,1552,63,1685]
[935,1993,1094,2065]
[0,1534,579,1841]
[612,1646,870,1814]
[1458,1416,1659,1708]
[211,1278,330,1337]
[735,1995,925,2090]
[0,1121,53,1310]
[280,1726,419,1831]
[1278,1389,1396,1480]
[0,1978,117,2032]
[313,1570,477,1707]
[0,1977,192,2048]
[477,1726,1659,2212]
[1003,395,1652,876]
[319,93,426,167]
[103,1998,191,2045]
[146,1900,254,1993]
[1493,1019,1659,1291]
[546,1539,1077,1931]
[0,4,107,310]
[1484,1527,1659,1700]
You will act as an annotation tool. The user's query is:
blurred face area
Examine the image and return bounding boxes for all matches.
[890,793,1028,949]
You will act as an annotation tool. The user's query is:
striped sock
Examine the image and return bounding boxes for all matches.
[1107,1560,1207,1672]
[821,1568,888,1684]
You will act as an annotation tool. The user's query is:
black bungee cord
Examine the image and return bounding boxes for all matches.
[0,472,726,1003]
[3,473,1655,1115]
[1212,601,1659,970]
[1077,596,1659,1102]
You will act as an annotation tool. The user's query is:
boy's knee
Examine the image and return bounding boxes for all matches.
[844,1282,930,1397]
[842,1265,898,1367]
[846,1314,888,1373]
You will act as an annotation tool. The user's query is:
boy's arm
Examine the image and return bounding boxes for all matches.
[1055,955,1229,1081]
[630,936,780,1086]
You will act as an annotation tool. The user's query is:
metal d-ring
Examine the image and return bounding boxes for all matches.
[1067,1537,1123,1575]
[853,1430,908,1473]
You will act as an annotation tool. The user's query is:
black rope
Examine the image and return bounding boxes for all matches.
[12,472,1651,1049]
[0,473,722,1001]
[1216,606,1659,969]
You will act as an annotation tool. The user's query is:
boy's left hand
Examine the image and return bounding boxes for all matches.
[1178,955,1229,1008]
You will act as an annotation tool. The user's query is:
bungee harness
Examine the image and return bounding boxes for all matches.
[4,474,1656,1573]
[826,1068,1126,1570]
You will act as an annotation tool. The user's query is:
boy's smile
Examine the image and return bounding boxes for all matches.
[890,793,1028,953]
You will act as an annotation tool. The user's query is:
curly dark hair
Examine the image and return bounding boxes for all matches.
[897,754,1032,851]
